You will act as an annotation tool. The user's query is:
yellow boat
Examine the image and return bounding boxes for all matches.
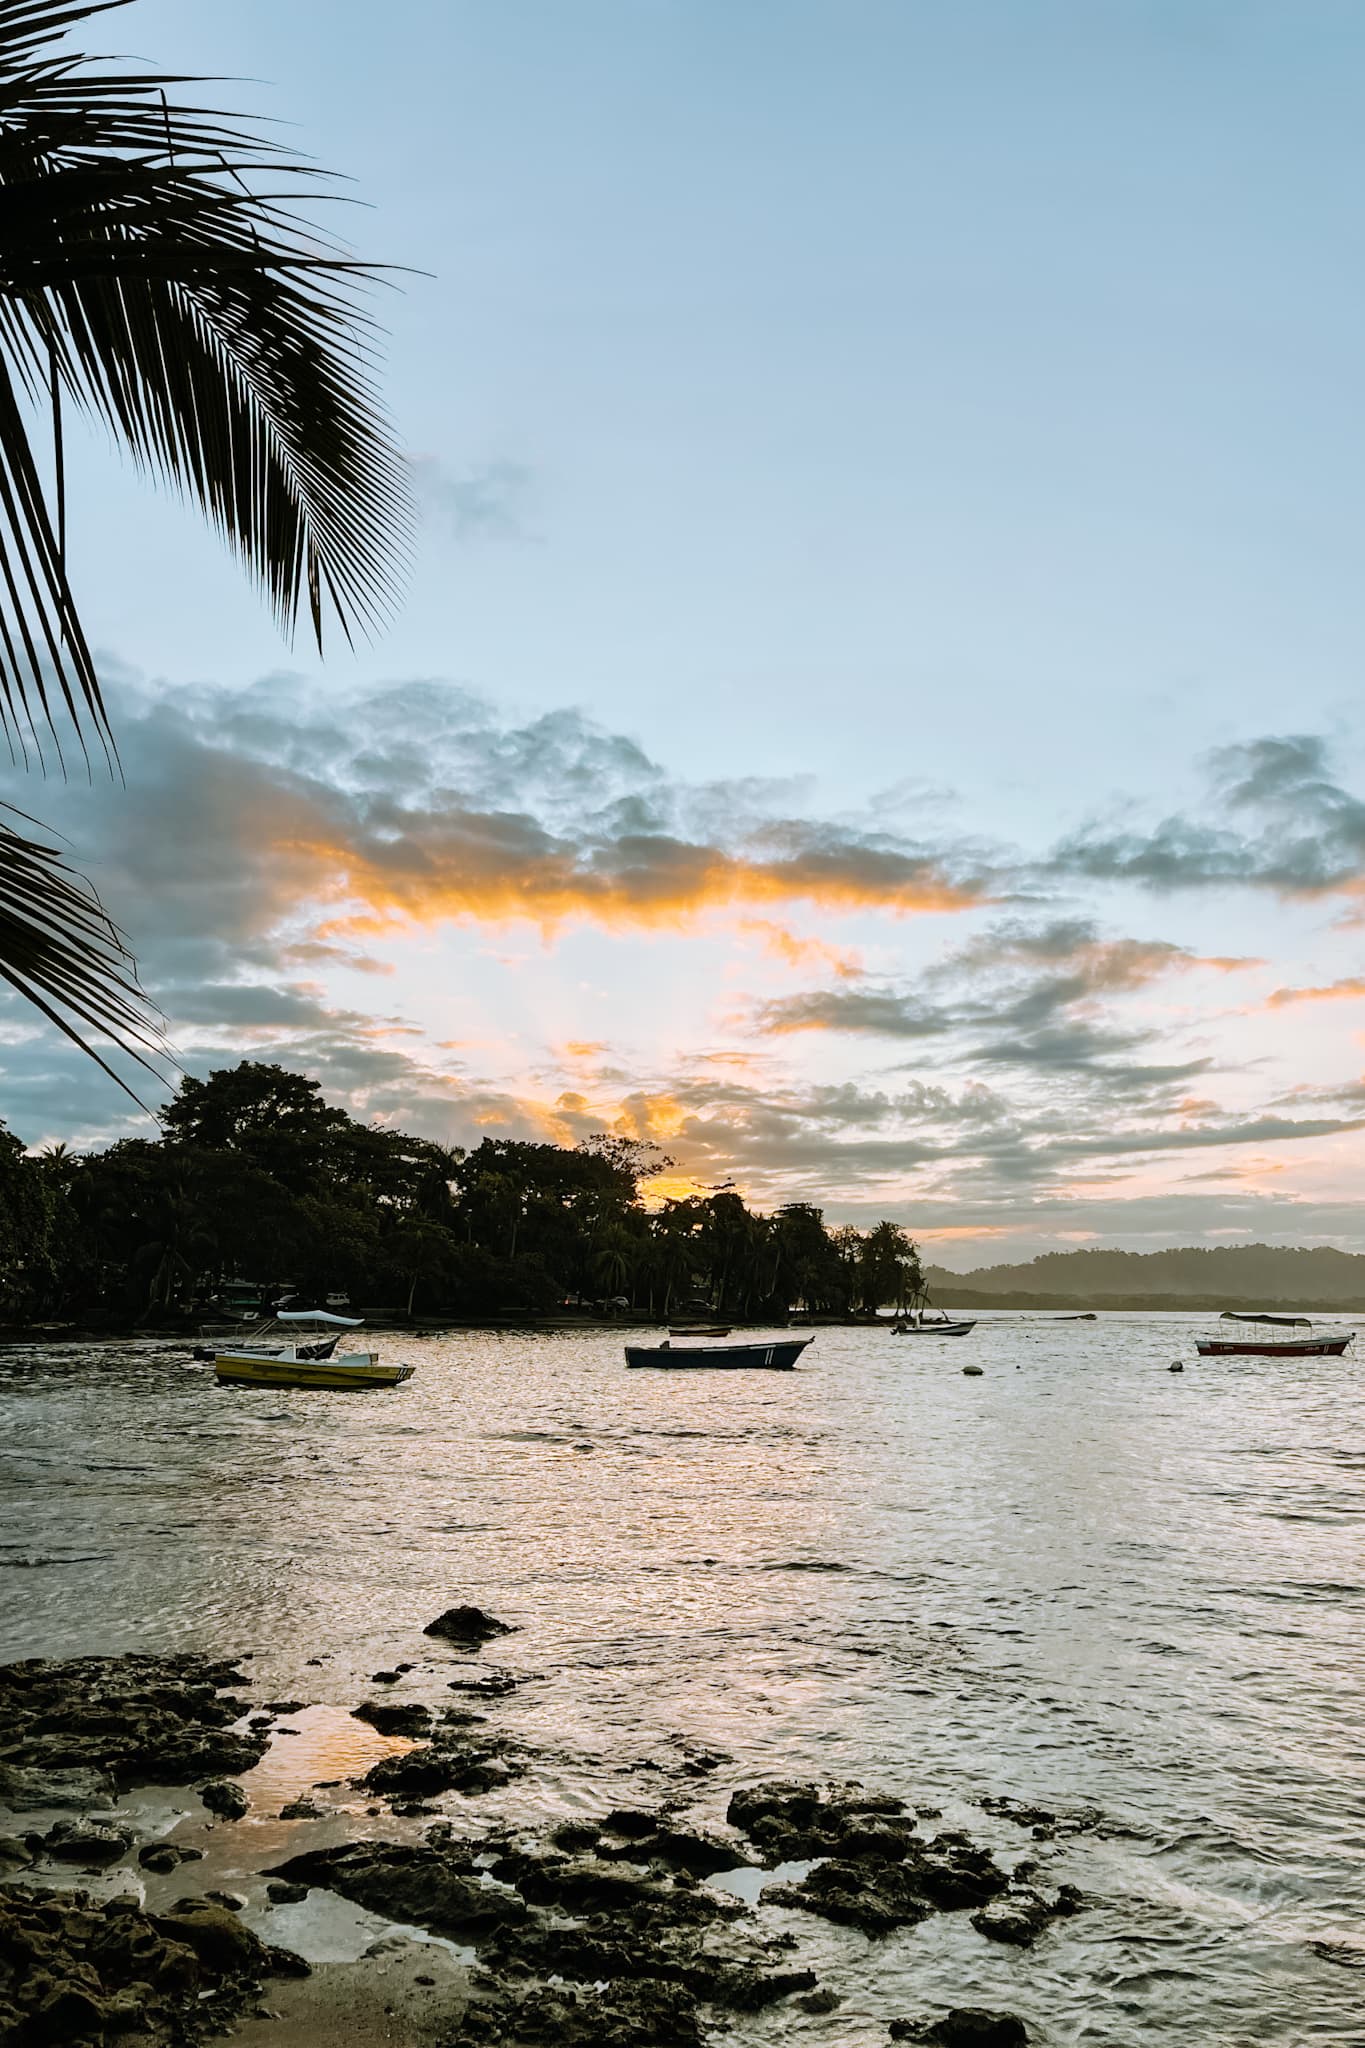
[212,1310,414,1390]
[213,1351,413,1390]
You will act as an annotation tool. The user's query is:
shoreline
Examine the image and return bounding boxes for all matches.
[0,1627,1073,2046]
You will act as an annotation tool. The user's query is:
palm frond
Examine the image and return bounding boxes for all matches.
[0,798,166,1104]
[0,0,413,761]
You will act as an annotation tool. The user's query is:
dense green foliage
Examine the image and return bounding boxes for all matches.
[0,1062,923,1325]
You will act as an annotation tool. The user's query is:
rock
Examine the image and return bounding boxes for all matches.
[978,1795,1099,1839]
[600,1823,753,1878]
[551,1820,601,1852]
[0,1653,264,1792]
[266,1841,529,1941]
[152,1900,264,1973]
[799,1986,842,2012]
[352,1699,433,1737]
[764,1828,1011,1936]
[30,1985,108,2040]
[603,1807,659,1839]
[491,1849,738,1926]
[0,1762,116,1811]
[0,1876,297,2046]
[278,1796,322,1819]
[765,1859,936,1936]
[200,1779,249,1820]
[137,1843,183,1873]
[0,1835,33,1868]
[42,1817,132,1866]
[970,1885,1081,1946]
[371,1670,401,1684]
[447,1670,517,1698]
[451,1979,706,2046]
[261,1700,306,1715]
[423,1605,516,1648]
[726,1779,914,1862]
[206,1889,247,1911]
[889,2010,1030,2046]
[262,1943,312,1977]
[267,1879,310,1904]
[362,1741,517,1799]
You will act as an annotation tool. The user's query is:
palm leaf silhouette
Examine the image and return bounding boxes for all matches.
[0,0,411,1095]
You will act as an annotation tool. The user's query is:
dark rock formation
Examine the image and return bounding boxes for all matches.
[199,1780,248,1820]
[890,2010,1030,2045]
[267,1840,528,1941]
[41,1818,132,1867]
[726,1778,919,1863]
[352,1698,433,1738]
[0,1882,303,2045]
[970,1884,1083,1946]
[0,1655,264,1794]
[423,1606,516,1648]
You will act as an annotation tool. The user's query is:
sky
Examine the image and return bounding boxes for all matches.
[5,0,1365,1266]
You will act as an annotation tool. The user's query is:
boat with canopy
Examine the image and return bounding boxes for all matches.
[1194,1312,1354,1358]
[211,1311,414,1389]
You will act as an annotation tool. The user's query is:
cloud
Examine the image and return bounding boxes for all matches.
[1049,734,1365,903]
[411,457,535,541]
[7,673,1365,1260]
[1265,976,1365,1008]
[754,988,951,1039]
[40,677,991,969]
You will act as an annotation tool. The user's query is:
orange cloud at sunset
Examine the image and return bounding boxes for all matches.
[1266,976,1365,1008]
[276,809,988,938]
[737,920,864,978]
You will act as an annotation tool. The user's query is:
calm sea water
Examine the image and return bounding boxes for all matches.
[0,1315,1362,2045]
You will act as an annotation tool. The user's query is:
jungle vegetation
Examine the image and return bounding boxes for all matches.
[0,1061,924,1326]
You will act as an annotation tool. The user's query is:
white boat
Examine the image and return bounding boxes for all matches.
[890,1299,976,1337]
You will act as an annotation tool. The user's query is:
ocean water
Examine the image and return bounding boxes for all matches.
[0,1314,1362,2045]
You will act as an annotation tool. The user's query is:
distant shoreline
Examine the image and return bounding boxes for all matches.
[2,1298,1362,1342]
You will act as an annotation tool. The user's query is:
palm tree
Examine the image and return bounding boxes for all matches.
[0,0,410,1095]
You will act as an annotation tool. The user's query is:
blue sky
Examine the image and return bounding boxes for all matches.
[6,0,1365,1264]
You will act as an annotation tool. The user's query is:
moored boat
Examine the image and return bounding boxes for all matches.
[214,1351,414,1389]
[668,1324,731,1337]
[889,1286,976,1337]
[626,1336,811,1370]
[1194,1312,1354,1358]
[212,1311,414,1389]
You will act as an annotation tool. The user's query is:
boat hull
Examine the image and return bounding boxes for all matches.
[1193,1336,1352,1357]
[626,1338,810,1370]
[214,1352,413,1389]
[890,1320,976,1337]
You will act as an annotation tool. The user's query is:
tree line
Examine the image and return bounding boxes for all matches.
[0,1062,924,1328]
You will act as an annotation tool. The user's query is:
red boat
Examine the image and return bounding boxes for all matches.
[1195,1312,1354,1358]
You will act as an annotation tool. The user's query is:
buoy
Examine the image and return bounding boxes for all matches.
[1169,1360,1184,1372]
[962,1363,984,1376]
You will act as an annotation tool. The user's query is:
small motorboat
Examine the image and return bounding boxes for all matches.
[213,1311,413,1390]
[889,1287,976,1337]
[1194,1312,1354,1358]
[626,1336,811,1370]
[668,1324,731,1337]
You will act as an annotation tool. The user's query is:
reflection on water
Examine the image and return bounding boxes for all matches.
[1,1317,1362,2043]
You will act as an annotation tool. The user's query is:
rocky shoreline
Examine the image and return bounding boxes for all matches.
[0,1620,1093,2046]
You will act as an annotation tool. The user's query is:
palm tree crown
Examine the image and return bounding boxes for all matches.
[0,0,411,1094]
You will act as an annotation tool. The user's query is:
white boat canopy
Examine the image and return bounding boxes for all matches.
[275,1309,365,1327]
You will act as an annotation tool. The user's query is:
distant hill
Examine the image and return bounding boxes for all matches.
[923,1243,1365,1312]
